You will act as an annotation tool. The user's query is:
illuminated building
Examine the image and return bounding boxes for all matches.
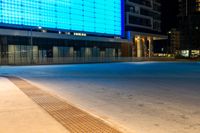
[0,0,128,64]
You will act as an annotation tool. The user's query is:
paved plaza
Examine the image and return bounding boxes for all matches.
[0,62,200,133]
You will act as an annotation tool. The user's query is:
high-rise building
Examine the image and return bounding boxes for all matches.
[125,0,167,57]
[178,0,200,57]
[126,0,161,32]
[0,0,129,65]
[169,29,180,54]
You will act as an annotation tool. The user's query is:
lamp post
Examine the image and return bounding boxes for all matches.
[30,27,33,64]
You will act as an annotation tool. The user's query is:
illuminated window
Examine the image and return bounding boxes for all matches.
[196,0,200,11]
[0,0,122,35]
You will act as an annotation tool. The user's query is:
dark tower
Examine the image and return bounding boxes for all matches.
[178,0,200,57]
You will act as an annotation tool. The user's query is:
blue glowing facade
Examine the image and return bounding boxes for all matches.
[0,0,122,36]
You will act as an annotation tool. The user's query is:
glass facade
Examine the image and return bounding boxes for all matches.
[0,0,122,35]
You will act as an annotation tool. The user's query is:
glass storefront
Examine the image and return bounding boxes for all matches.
[0,36,121,64]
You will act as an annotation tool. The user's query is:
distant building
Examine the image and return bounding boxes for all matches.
[168,29,181,55]
[178,0,200,57]
[125,0,167,57]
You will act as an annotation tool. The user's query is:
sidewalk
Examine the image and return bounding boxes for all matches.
[0,77,70,133]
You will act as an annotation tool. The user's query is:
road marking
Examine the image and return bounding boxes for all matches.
[7,76,122,133]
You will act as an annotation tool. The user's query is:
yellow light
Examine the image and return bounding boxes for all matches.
[135,36,140,41]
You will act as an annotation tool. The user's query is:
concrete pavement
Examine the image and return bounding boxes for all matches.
[0,77,70,133]
[0,62,200,133]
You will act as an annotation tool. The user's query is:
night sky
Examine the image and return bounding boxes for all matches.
[161,0,179,34]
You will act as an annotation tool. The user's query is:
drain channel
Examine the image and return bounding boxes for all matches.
[7,76,122,133]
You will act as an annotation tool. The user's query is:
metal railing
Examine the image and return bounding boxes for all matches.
[0,57,177,65]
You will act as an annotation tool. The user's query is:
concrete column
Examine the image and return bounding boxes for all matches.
[143,38,148,57]
[137,38,143,57]
[132,43,136,57]
[132,36,137,57]
[148,38,153,57]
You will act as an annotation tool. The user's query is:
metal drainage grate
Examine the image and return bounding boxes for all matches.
[7,76,122,133]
